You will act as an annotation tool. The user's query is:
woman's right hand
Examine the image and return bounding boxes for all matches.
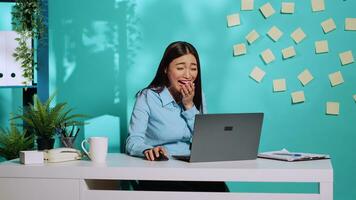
[144,146,168,161]
[181,82,195,110]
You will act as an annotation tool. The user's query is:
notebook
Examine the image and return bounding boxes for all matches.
[258,149,330,162]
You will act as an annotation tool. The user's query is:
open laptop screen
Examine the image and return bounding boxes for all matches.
[173,113,264,163]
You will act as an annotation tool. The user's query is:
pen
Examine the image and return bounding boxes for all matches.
[69,125,75,137]
[73,128,80,141]
[273,153,302,156]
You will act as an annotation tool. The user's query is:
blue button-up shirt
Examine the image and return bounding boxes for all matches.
[126,87,204,157]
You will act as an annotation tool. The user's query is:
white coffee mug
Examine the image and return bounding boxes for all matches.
[81,137,108,163]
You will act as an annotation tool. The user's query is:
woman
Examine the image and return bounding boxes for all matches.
[126,41,228,192]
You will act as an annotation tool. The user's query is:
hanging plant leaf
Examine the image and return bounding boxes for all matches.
[11,0,45,85]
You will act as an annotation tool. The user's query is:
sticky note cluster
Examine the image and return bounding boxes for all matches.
[315,40,329,54]
[260,3,275,19]
[267,26,283,42]
[273,79,287,92]
[225,0,353,114]
[281,2,295,14]
[328,71,344,87]
[282,46,296,59]
[298,69,314,86]
[339,50,354,66]
[326,102,339,115]
[291,28,306,44]
[227,13,240,27]
[233,43,246,56]
[261,49,275,64]
[291,91,305,104]
[249,66,266,83]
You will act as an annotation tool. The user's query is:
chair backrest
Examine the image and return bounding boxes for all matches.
[84,115,120,153]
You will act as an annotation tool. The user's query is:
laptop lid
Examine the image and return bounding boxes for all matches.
[189,113,264,162]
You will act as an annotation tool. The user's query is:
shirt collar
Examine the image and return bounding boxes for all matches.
[159,87,176,107]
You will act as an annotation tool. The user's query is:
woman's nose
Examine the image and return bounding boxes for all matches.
[184,70,192,78]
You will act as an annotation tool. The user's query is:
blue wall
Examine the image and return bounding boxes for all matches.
[127,1,356,196]
[1,0,355,199]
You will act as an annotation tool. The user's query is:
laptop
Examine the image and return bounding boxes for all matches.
[172,113,264,162]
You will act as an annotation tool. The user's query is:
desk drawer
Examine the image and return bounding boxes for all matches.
[79,180,322,200]
[0,178,79,200]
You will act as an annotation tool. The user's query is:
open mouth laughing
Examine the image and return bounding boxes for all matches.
[178,80,192,85]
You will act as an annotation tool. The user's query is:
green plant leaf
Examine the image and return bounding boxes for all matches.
[0,123,34,160]
[12,94,87,140]
[11,0,45,84]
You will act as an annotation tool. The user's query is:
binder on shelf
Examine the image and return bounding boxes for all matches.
[0,31,32,87]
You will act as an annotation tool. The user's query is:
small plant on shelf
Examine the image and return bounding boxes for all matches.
[0,122,34,160]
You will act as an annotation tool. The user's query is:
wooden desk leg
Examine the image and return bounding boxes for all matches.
[319,181,333,200]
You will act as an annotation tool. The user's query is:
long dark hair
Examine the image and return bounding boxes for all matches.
[139,41,203,112]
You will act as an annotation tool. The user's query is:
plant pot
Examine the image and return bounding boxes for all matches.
[36,138,55,150]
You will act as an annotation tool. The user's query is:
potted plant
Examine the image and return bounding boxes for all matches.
[0,122,34,160]
[13,94,86,150]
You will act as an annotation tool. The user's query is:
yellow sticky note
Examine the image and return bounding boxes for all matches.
[260,2,275,19]
[273,79,287,92]
[227,13,240,27]
[315,40,329,54]
[291,27,306,44]
[345,18,356,31]
[321,18,336,33]
[353,94,356,102]
[233,43,246,56]
[241,0,254,11]
[282,46,296,59]
[246,29,260,44]
[249,66,266,83]
[261,49,275,64]
[328,71,344,87]
[339,50,354,66]
[311,0,325,12]
[291,91,305,104]
[326,102,339,115]
[281,2,295,14]
[267,26,283,42]
[298,69,314,86]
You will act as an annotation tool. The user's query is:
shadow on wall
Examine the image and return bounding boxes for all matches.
[130,0,234,112]
[50,0,140,152]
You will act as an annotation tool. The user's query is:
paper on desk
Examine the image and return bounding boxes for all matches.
[258,148,330,162]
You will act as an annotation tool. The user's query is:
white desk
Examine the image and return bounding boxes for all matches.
[0,153,333,200]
